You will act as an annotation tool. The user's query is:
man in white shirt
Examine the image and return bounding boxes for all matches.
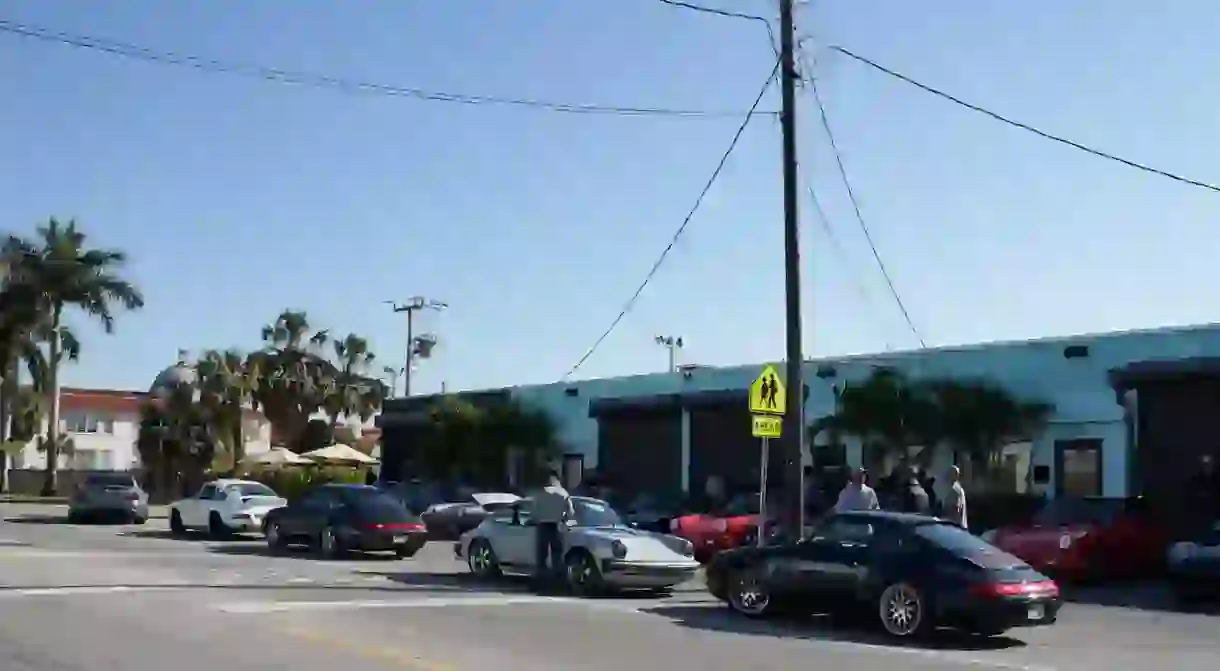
[835,467,881,512]
[532,471,574,588]
[943,465,968,529]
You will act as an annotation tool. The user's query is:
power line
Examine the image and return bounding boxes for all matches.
[0,18,772,119]
[560,59,781,381]
[831,45,1220,194]
[804,53,927,348]
[654,0,779,57]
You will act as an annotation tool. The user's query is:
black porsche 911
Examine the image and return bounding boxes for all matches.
[705,510,1062,639]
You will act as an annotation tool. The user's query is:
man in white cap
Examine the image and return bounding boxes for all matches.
[834,467,880,512]
[943,465,968,529]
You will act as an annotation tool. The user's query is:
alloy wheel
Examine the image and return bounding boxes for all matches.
[879,583,923,636]
[469,542,494,576]
[728,570,771,616]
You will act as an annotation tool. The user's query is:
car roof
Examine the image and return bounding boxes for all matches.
[834,510,945,526]
[209,479,265,487]
[471,492,519,506]
[321,484,378,491]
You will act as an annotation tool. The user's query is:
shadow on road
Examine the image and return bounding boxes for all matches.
[1062,581,1220,615]
[3,515,69,525]
[207,543,426,562]
[5,515,148,527]
[641,604,1028,652]
[121,529,256,543]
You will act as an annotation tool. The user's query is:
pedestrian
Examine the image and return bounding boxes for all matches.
[834,467,880,512]
[942,465,968,529]
[899,468,931,515]
[532,470,574,591]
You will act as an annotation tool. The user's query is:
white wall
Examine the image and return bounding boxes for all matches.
[13,411,141,471]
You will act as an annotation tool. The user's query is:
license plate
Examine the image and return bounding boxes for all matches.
[1027,604,1044,621]
[393,535,409,543]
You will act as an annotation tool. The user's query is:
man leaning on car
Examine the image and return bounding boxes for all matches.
[533,471,574,591]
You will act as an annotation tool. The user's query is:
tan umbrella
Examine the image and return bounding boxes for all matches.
[300,443,380,466]
[243,446,312,467]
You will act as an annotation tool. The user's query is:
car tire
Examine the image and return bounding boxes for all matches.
[169,510,187,536]
[467,539,502,578]
[208,512,230,538]
[66,510,82,524]
[265,521,287,554]
[565,549,605,597]
[877,581,934,638]
[131,516,147,525]
[726,565,774,618]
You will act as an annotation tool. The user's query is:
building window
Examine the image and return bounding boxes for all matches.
[1055,439,1103,497]
[62,412,113,434]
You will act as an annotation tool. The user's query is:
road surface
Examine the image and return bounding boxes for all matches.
[0,503,1216,670]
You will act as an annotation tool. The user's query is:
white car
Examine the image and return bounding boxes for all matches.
[169,479,287,537]
[456,496,701,595]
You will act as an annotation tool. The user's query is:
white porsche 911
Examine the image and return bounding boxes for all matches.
[456,496,701,595]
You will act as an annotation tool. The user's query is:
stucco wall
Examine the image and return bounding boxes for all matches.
[508,323,1220,498]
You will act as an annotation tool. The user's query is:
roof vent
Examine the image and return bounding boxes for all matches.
[1063,345,1089,359]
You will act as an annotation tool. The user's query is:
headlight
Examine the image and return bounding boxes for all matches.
[611,540,628,559]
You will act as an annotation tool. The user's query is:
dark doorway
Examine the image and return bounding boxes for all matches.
[1054,439,1103,498]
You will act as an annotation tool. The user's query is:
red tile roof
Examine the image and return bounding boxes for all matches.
[60,388,146,415]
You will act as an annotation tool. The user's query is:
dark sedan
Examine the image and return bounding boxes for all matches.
[263,484,427,559]
[706,510,1062,639]
[419,491,519,540]
[1167,522,1220,603]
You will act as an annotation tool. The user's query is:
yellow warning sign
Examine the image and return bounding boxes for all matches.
[748,364,786,415]
[751,415,782,438]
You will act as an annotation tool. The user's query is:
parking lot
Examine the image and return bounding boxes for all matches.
[0,503,1217,671]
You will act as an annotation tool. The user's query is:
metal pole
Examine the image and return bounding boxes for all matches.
[668,343,677,374]
[758,437,769,547]
[779,0,807,538]
[403,308,414,397]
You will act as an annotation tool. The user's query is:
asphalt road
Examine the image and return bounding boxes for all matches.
[0,503,1217,670]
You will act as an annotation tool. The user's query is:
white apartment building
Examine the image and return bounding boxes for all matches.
[11,387,277,472]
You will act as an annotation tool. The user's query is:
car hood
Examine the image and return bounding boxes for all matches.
[572,526,696,563]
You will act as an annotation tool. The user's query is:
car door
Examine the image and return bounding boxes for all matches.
[281,489,335,538]
[797,517,875,595]
[186,484,220,527]
[497,500,537,567]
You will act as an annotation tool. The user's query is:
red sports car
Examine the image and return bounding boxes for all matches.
[985,496,1166,582]
[670,493,767,562]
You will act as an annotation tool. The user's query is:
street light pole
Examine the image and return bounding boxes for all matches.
[654,335,684,373]
[779,0,807,537]
[387,297,447,397]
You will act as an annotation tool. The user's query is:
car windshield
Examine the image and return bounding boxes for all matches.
[1032,498,1123,527]
[227,483,277,498]
[84,474,135,488]
[571,499,625,527]
[347,489,416,521]
[916,522,1028,570]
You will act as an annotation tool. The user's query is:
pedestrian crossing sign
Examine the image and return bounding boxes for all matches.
[748,364,786,415]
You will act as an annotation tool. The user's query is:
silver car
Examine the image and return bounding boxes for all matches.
[67,473,149,524]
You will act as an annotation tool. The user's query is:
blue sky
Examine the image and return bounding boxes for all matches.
[3,1,1219,394]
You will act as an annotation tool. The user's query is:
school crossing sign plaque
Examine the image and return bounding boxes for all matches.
[748,364,786,438]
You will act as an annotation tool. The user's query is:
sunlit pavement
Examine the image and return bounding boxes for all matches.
[0,504,1218,671]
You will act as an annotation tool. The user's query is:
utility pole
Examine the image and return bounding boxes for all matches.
[779,0,807,537]
[387,297,447,397]
[654,335,684,373]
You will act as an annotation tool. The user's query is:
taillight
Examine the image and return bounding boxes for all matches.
[711,519,728,533]
[361,522,425,532]
[669,519,680,533]
[970,580,1059,599]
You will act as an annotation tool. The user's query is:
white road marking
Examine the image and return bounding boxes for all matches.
[0,586,182,597]
[215,594,575,613]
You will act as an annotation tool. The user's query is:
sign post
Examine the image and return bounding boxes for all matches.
[749,365,786,547]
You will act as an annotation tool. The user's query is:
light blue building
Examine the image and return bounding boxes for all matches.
[493,322,1220,510]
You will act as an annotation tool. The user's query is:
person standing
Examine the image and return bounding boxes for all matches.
[835,467,880,512]
[532,471,574,591]
[942,465,968,529]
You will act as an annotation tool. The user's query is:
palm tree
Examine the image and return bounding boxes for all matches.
[247,310,333,452]
[2,218,144,494]
[322,333,386,431]
[196,349,259,471]
[926,378,1053,487]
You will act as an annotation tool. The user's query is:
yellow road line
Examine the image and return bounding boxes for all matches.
[283,627,457,671]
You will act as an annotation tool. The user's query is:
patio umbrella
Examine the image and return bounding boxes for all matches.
[300,443,380,466]
[242,446,312,467]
